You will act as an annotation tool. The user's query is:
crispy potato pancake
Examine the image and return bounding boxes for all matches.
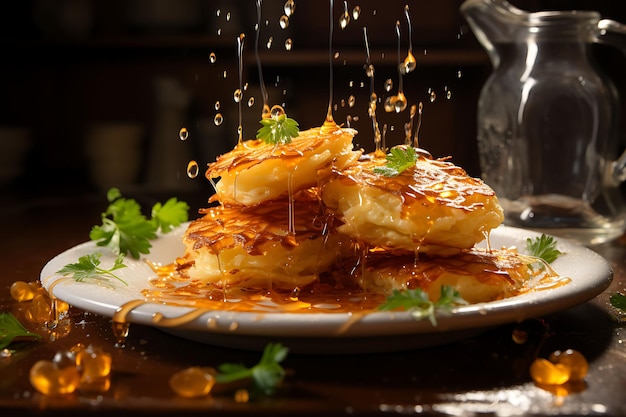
[177,189,352,290]
[206,121,361,206]
[352,247,533,304]
[320,146,504,254]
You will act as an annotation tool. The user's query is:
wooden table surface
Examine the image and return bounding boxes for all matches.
[1,191,625,417]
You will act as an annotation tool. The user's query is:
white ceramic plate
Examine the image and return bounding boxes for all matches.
[40,225,613,354]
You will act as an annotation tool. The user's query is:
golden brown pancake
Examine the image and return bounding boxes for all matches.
[351,247,534,304]
[320,146,504,255]
[177,189,352,290]
[205,120,361,207]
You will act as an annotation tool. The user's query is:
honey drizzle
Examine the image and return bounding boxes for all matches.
[152,308,212,327]
[113,299,146,323]
[326,0,335,123]
[45,277,73,327]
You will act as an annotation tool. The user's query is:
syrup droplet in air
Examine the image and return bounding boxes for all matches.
[384,96,396,113]
[214,113,223,126]
[394,92,407,113]
[285,38,293,51]
[270,104,285,119]
[403,50,417,74]
[111,321,130,347]
[284,0,295,17]
[209,52,216,63]
[340,1,350,29]
[352,6,361,20]
[179,127,188,141]
[279,15,290,29]
[233,89,243,103]
[187,160,199,179]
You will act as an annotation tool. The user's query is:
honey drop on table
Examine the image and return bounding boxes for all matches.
[169,367,216,398]
[548,349,589,381]
[529,358,570,385]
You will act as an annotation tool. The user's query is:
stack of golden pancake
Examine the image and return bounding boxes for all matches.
[176,119,536,304]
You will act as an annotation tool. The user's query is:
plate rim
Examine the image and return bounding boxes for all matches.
[40,225,614,340]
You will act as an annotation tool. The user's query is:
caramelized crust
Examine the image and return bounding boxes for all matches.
[206,121,362,206]
[184,189,328,254]
[178,189,353,289]
[354,247,532,303]
[320,146,504,254]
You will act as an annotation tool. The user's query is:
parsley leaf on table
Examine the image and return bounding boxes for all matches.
[89,188,189,259]
[378,285,468,326]
[525,234,563,264]
[610,293,626,312]
[0,312,41,349]
[373,146,419,177]
[56,252,127,285]
[256,114,299,145]
[214,342,289,395]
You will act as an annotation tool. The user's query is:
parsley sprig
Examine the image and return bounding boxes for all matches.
[373,146,419,177]
[256,114,299,145]
[214,342,288,396]
[610,293,626,312]
[0,313,41,349]
[526,234,563,264]
[378,285,468,326]
[89,188,189,259]
[57,252,128,285]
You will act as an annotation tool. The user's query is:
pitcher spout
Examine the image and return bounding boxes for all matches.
[460,0,528,67]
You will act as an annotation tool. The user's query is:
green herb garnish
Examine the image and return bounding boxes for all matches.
[525,234,563,264]
[89,188,189,259]
[214,342,288,396]
[373,146,419,177]
[0,312,41,349]
[610,292,626,312]
[57,252,128,285]
[256,114,299,145]
[378,285,468,326]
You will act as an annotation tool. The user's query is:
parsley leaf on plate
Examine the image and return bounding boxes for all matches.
[526,234,563,264]
[89,188,189,259]
[373,146,419,177]
[378,285,468,326]
[57,252,127,285]
[151,197,190,233]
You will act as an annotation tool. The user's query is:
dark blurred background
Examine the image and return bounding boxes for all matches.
[1,0,625,210]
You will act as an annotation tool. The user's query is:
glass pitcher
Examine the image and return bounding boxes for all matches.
[461,0,626,245]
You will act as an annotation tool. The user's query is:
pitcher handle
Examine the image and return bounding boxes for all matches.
[597,19,626,186]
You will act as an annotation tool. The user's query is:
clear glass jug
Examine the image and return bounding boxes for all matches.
[461,0,626,245]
